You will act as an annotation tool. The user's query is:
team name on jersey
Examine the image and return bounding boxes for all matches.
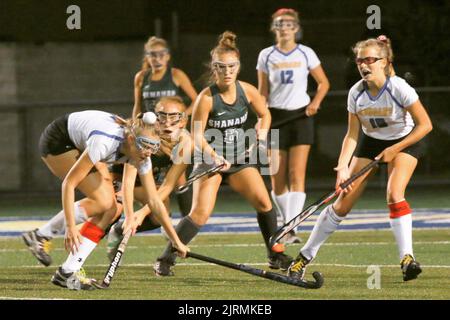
[143,89,177,99]
[208,112,248,129]
[271,61,302,70]
[358,106,393,117]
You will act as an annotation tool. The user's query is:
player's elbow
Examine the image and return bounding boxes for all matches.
[425,120,433,134]
[322,77,330,91]
[61,177,76,194]
[419,118,433,137]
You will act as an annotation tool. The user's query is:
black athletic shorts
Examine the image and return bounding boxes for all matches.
[38,114,77,157]
[190,160,258,184]
[268,107,314,150]
[221,163,259,180]
[354,132,423,161]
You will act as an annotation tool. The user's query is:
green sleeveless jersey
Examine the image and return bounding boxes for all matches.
[205,81,250,162]
[150,151,172,184]
[141,68,180,112]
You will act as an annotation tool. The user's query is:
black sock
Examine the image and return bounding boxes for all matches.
[137,216,161,232]
[102,218,124,240]
[176,187,193,217]
[158,216,201,264]
[256,209,278,256]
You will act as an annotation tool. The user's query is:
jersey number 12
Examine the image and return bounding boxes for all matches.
[280,70,294,84]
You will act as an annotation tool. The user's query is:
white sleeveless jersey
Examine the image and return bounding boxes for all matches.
[256,44,321,110]
[67,110,152,174]
[347,76,418,140]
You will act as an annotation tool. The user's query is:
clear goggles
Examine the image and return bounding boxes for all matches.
[156,111,185,125]
[212,61,240,74]
[272,19,298,30]
[135,135,160,154]
[145,49,169,59]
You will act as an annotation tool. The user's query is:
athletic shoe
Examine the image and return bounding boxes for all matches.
[400,254,422,281]
[22,229,53,266]
[287,253,310,280]
[153,259,175,277]
[281,230,302,244]
[268,252,294,271]
[51,267,96,290]
[106,224,124,262]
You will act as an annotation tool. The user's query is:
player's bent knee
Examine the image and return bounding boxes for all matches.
[189,208,210,226]
[254,199,272,213]
[189,215,208,226]
[95,196,116,214]
[332,203,350,217]
[386,191,405,205]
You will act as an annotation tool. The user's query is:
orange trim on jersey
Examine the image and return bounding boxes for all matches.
[80,221,105,243]
[388,200,411,219]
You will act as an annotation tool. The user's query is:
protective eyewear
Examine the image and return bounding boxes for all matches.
[212,61,240,74]
[135,135,160,154]
[355,57,383,65]
[145,49,169,59]
[156,111,185,125]
[272,19,298,30]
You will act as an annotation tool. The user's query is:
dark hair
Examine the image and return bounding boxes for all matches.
[204,31,240,85]
[210,31,240,60]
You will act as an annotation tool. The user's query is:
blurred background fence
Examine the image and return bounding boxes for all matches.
[0,0,449,198]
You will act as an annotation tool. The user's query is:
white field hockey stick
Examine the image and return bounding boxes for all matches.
[270,159,380,248]
[94,230,132,289]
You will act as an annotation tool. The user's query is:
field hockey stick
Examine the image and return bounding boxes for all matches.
[187,251,323,289]
[176,162,225,193]
[270,159,380,248]
[271,108,307,128]
[94,230,132,289]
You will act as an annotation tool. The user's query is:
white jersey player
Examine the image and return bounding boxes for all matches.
[257,8,330,244]
[23,110,189,290]
[288,35,432,282]
[348,75,418,140]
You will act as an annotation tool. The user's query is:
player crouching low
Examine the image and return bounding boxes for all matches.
[29,109,188,290]
[105,97,194,273]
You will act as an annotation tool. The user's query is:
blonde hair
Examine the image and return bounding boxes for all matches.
[141,36,169,72]
[353,35,395,76]
[155,96,187,113]
[115,113,157,137]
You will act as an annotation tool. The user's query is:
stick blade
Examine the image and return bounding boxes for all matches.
[310,271,324,289]
[91,280,110,290]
